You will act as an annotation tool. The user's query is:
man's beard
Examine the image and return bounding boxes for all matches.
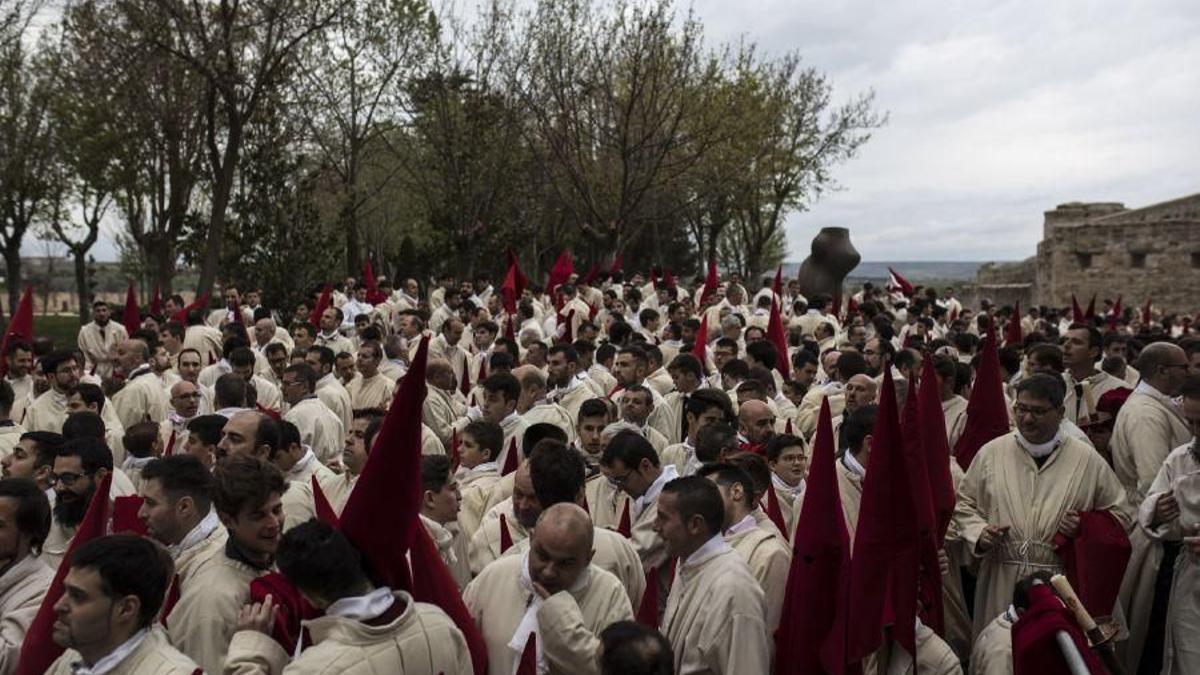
[54,485,96,528]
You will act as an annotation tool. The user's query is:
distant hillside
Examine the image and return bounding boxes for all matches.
[778,260,989,283]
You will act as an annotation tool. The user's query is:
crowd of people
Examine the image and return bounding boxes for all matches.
[0,265,1196,675]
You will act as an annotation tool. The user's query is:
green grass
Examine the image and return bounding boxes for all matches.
[32,315,85,350]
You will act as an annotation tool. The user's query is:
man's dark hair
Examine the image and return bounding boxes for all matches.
[695,422,739,464]
[601,430,659,469]
[277,520,370,604]
[18,431,64,471]
[462,421,502,461]
[488,351,515,372]
[528,439,586,506]
[1013,570,1057,611]
[69,534,174,629]
[726,452,771,502]
[4,339,32,359]
[595,342,617,366]
[141,455,215,513]
[214,373,251,409]
[122,422,160,459]
[57,436,114,474]
[720,359,750,382]
[228,347,256,369]
[0,477,51,554]
[69,382,105,413]
[1027,343,1064,373]
[765,433,805,464]
[213,455,287,518]
[41,350,78,376]
[548,344,579,364]
[284,362,318,392]
[250,413,283,460]
[278,419,301,451]
[1015,373,1066,409]
[931,353,957,382]
[578,398,610,422]
[187,415,228,446]
[307,345,336,368]
[745,341,777,371]
[1181,374,1200,400]
[661,476,724,537]
[997,346,1022,377]
[845,404,878,455]
[696,462,755,506]
[0,379,12,416]
[1067,323,1104,354]
[482,373,520,403]
[683,388,734,424]
[420,455,453,494]
[835,352,868,380]
[792,349,819,371]
[599,621,673,675]
[667,353,703,380]
[523,422,568,458]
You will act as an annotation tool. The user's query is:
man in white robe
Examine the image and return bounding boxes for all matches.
[111,339,170,429]
[346,340,396,410]
[0,476,54,674]
[464,503,633,675]
[281,363,345,470]
[956,374,1130,639]
[75,300,127,379]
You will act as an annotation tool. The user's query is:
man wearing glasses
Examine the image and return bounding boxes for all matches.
[1112,341,1193,673]
[957,373,1129,639]
[24,351,81,435]
[40,437,116,570]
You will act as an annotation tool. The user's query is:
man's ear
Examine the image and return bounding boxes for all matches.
[115,594,142,626]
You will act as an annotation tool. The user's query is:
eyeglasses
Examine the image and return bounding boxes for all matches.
[51,471,91,487]
[1012,403,1056,419]
[609,470,635,487]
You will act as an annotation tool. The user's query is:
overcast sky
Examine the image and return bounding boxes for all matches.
[71,0,1200,264]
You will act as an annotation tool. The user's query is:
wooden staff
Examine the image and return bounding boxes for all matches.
[1050,574,1127,675]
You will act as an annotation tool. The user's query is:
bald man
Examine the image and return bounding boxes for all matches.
[1113,342,1192,671]
[824,374,876,452]
[162,380,201,453]
[111,338,170,429]
[423,359,466,448]
[737,400,775,454]
[468,461,538,574]
[464,503,633,675]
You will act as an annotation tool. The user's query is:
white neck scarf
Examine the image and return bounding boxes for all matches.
[843,450,867,477]
[634,464,679,518]
[169,508,221,560]
[286,447,317,481]
[771,471,805,500]
[1014,430,1062,459]
[724,514,757,537]
[121,455,155,473]
[508,552,591,675]
[683,533,731,568]
[326,586,395,621]
[71,629,148,675]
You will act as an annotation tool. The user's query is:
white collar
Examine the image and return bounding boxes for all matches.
[121,455,155,472]
[286,447,318,480]
[771,471,805,499]
[683,533,731,567]
[71,628,149,675]
[843,451,867,477]
[1004,604,1019,623]
[633,464,678,517]
[461,460,498,479]
[325,586,395,621]
[170,508,221,559]
[723,514,757,537]
[1014,430,1062,459]
[168,411,195,429]
[1135,380,1178,409]
[499,411,522,431]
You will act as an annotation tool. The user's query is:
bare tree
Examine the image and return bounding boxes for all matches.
[120,0,346,297]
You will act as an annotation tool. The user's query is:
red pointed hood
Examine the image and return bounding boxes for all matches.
[409,521,490,675]
[1107,295,1122,333]
[0,286,33,378]
[15,473,112,675]
[310,284,333,328]
[636,567,661,627]
[887,267,914,297]
[767,297,791,381]
[899,362,943,635]
[171,292,209,324]
[501,250,527,315]
[164,429,177,457]
[1004,300,1022,347]
[339,335,430,590]
[663,268,676,291]
[700,257,719,306]
[775,398,852,674]
[122,281,141,336]
[501,437,519,476]
[312,475,340,527]
[952,326,1010,470]
[149,286,162,316]
[609,255,623,276]
[545,250,574,296]
[772,265,783,297]
[1142,298,1152,325]
[1071,294,1085,323]
[616,498,632,539]
[1084,294,1096,321]
[842,370,919,662]
[499,512,514,553]
[515,632,537,675]
[917,357,956,541]
[362,257,385,305]
[765,480,788,539]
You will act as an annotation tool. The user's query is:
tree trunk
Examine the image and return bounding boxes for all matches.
[196,120,242,299]
[343,195,360,278]
[3,247,22,313]
[72,249,90,325]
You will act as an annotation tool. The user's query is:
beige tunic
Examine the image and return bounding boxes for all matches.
[421,514,472,590]
[725,521,791,632]
[956,433,1130,638]
[463,555,633,675]
[6,375,32,427]
[584,471,628,531]
[657,391,688,445]
[1063,370,1124,426]
[284,397,345,469]
[423,386,464,448]
[836,456,865,544]
[183,324,224,363]
[167,547,268,675]
[943,395,968,450]
[314,332,355,358]
[468,498,529,575]
[0,423,24,462]
[112,369,171,428]
[0,554,53,675]
[522,402,576,444]
[1111,388,1191,670]
[77,321,128,379]
[548,380,595,425]
[661,541,769,675]
[315,375,353,438]
[24,389,69,434]
[458,463,501,539]
[225,592,472,675]
[876,621,964,675]
[796,386,846,439]
[969,609,1014,675]
[1137,443,1200,675]
[282,471,358,531]
[347,374,396,411]
[47,625,199,675]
